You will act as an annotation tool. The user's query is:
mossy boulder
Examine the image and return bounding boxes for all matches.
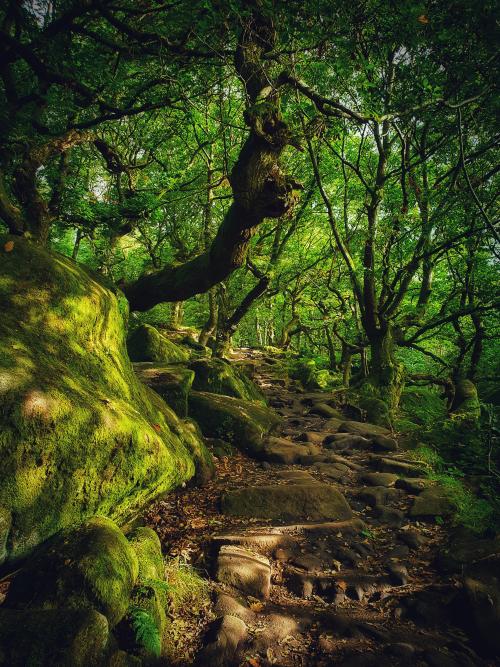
[222,483,353,521]
[0,607,110,667]
[188,391,281,456]
[134,362,195,417]
[189,358,265,403]
[0,236,207,561]
[4,517,138,627]
[289,359,337,391]
[358,396,392,428]
[127,324,190,363]
[452,379,481,420]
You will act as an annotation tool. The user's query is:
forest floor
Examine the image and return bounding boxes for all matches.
[145,349,494,667]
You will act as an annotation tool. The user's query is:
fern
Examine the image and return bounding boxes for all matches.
[130,608,162,657]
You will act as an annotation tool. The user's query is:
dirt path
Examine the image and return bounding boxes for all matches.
[146,350,493,667]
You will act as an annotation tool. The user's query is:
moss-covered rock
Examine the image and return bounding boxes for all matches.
[288,359,338,391]
[189,358,265,403]
[127,324,190,363]
[0,236,208,560]
[124,527,167,659]
[188,391,281,456]
[222,483,353,521]
[5,517,138,627]
[0,607,110,667]
[134,362,195,417]
[358,396,392,428]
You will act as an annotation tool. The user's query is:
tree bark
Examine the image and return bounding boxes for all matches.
[123,11,300,311]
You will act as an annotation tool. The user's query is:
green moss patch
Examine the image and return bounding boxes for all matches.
[189,357,265,403]
[0,236,208,561]
[188,391,281,456]
[127,324,190,363]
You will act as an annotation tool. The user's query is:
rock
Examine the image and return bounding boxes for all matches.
[199,615,247,667]
[253,613,302,655]
[360,472,399,487]
[463,554,500,655]
[386,561,408,585]
[324,417,343,431]
[212,531,295,555]
[398,529,427,549]
[275,470,316,483]
[216,545,271,599]
[189,357,265,403]
[357,486,402,508]
[5,517,138,628]
[309,403,343,418]
[395,477,433,493]
[222,484,353,522]
[298,431,326,444]
[188,391,281,456]
[0,237,209,561]
[262,436,319,464]
[372,434,398,452]
[324,433,372,450]
[291,552,323,573]
[435,529,500,573]
[339,420,391,438]
[376,457,425,478]
[313,463,345,480]
[0,607,109,667]
[134,362,194,417]
[214,594,256,624]
[409,486,455,518]
[125,527,167,655]
[373,506,405,527]
[127,323,190,363]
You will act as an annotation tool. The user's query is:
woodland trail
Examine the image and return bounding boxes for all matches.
[146,350,494,667]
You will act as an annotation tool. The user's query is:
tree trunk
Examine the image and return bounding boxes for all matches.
[199,288,218,347]
[170,301,184,328]
[340,343,353,387]
[123,12,300,311]
[368,324,404,412]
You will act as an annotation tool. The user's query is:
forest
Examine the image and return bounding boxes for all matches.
[0,0,498,665]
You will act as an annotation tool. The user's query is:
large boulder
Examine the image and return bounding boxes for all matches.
[222,483,353,522]
[4,517,138,628]
[0,607,110,667]
[188,391,281,456]
[464,555,500,655]
[190,357,265,403]
[0,236,208,561]
[127,324,190,363]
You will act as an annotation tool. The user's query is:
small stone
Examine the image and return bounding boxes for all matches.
[377,458,425,478]
[357,486,402,508]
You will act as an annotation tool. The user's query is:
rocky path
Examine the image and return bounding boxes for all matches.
[147,351,494,667]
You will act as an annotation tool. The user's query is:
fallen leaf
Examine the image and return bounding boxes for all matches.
[418,14,429,24]
[249,601,265,612]
[4,241,14,252]
[152,423,161,432]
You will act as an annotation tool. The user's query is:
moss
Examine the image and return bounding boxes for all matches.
[127,324,190,363]
[125,527,167,659]
[134,362,195,417]
[0,236,208,561]
[190,358,265,403]
[358,396,392,428]
[188,391,281,457]
[0,607,110,667]
[4,517,138,627]
[400,386,447,428]
[452,379,481,420]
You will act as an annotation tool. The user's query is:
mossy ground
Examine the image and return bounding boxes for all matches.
[0,236,208,561]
